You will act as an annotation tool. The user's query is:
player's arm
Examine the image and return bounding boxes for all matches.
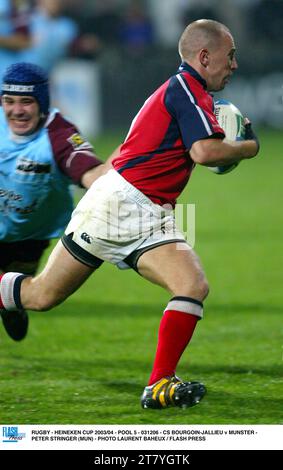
[80,145,120,188]
[190,121,259,167]
[49,113,121,189]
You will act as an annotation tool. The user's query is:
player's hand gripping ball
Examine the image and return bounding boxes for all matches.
[207,99,245,175]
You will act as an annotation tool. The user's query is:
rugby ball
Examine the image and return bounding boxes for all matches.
[207,99,245,175]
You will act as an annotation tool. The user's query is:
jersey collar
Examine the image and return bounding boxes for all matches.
[178,62,207,89]
[9,129,40,144]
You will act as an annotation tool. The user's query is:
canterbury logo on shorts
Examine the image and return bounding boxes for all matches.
[80,232,93,244]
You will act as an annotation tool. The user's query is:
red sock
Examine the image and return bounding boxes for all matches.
[148,309,199,385]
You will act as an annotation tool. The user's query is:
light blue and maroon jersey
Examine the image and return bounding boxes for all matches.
[113,62,225,207]
[0,107,100,242]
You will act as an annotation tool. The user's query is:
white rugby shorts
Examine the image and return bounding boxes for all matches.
[63,170,187,269]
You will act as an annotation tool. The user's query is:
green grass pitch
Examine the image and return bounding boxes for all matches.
[0,129,282,425]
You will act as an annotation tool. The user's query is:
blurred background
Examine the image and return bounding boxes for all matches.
[0,0,282,137]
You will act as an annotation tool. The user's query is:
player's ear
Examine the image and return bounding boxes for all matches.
[199,49,209,67]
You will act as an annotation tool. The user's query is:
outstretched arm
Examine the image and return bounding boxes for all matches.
[80,145,121,188]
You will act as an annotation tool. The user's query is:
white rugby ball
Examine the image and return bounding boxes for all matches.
[207,99,245,175]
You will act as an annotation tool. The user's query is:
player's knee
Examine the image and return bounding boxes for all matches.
[187,275,209,301]
[199,277,209,301]
[173,274,209,301]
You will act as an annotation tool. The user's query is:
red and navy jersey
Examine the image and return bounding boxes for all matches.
[113,62,225,207]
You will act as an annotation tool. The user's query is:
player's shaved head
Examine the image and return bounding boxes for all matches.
[178,19,232,61]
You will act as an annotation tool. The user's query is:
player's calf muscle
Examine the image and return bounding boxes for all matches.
[20,277,66,311]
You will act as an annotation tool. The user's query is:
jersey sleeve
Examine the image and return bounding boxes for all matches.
[164,75,225,150]
[47,113,102,184]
